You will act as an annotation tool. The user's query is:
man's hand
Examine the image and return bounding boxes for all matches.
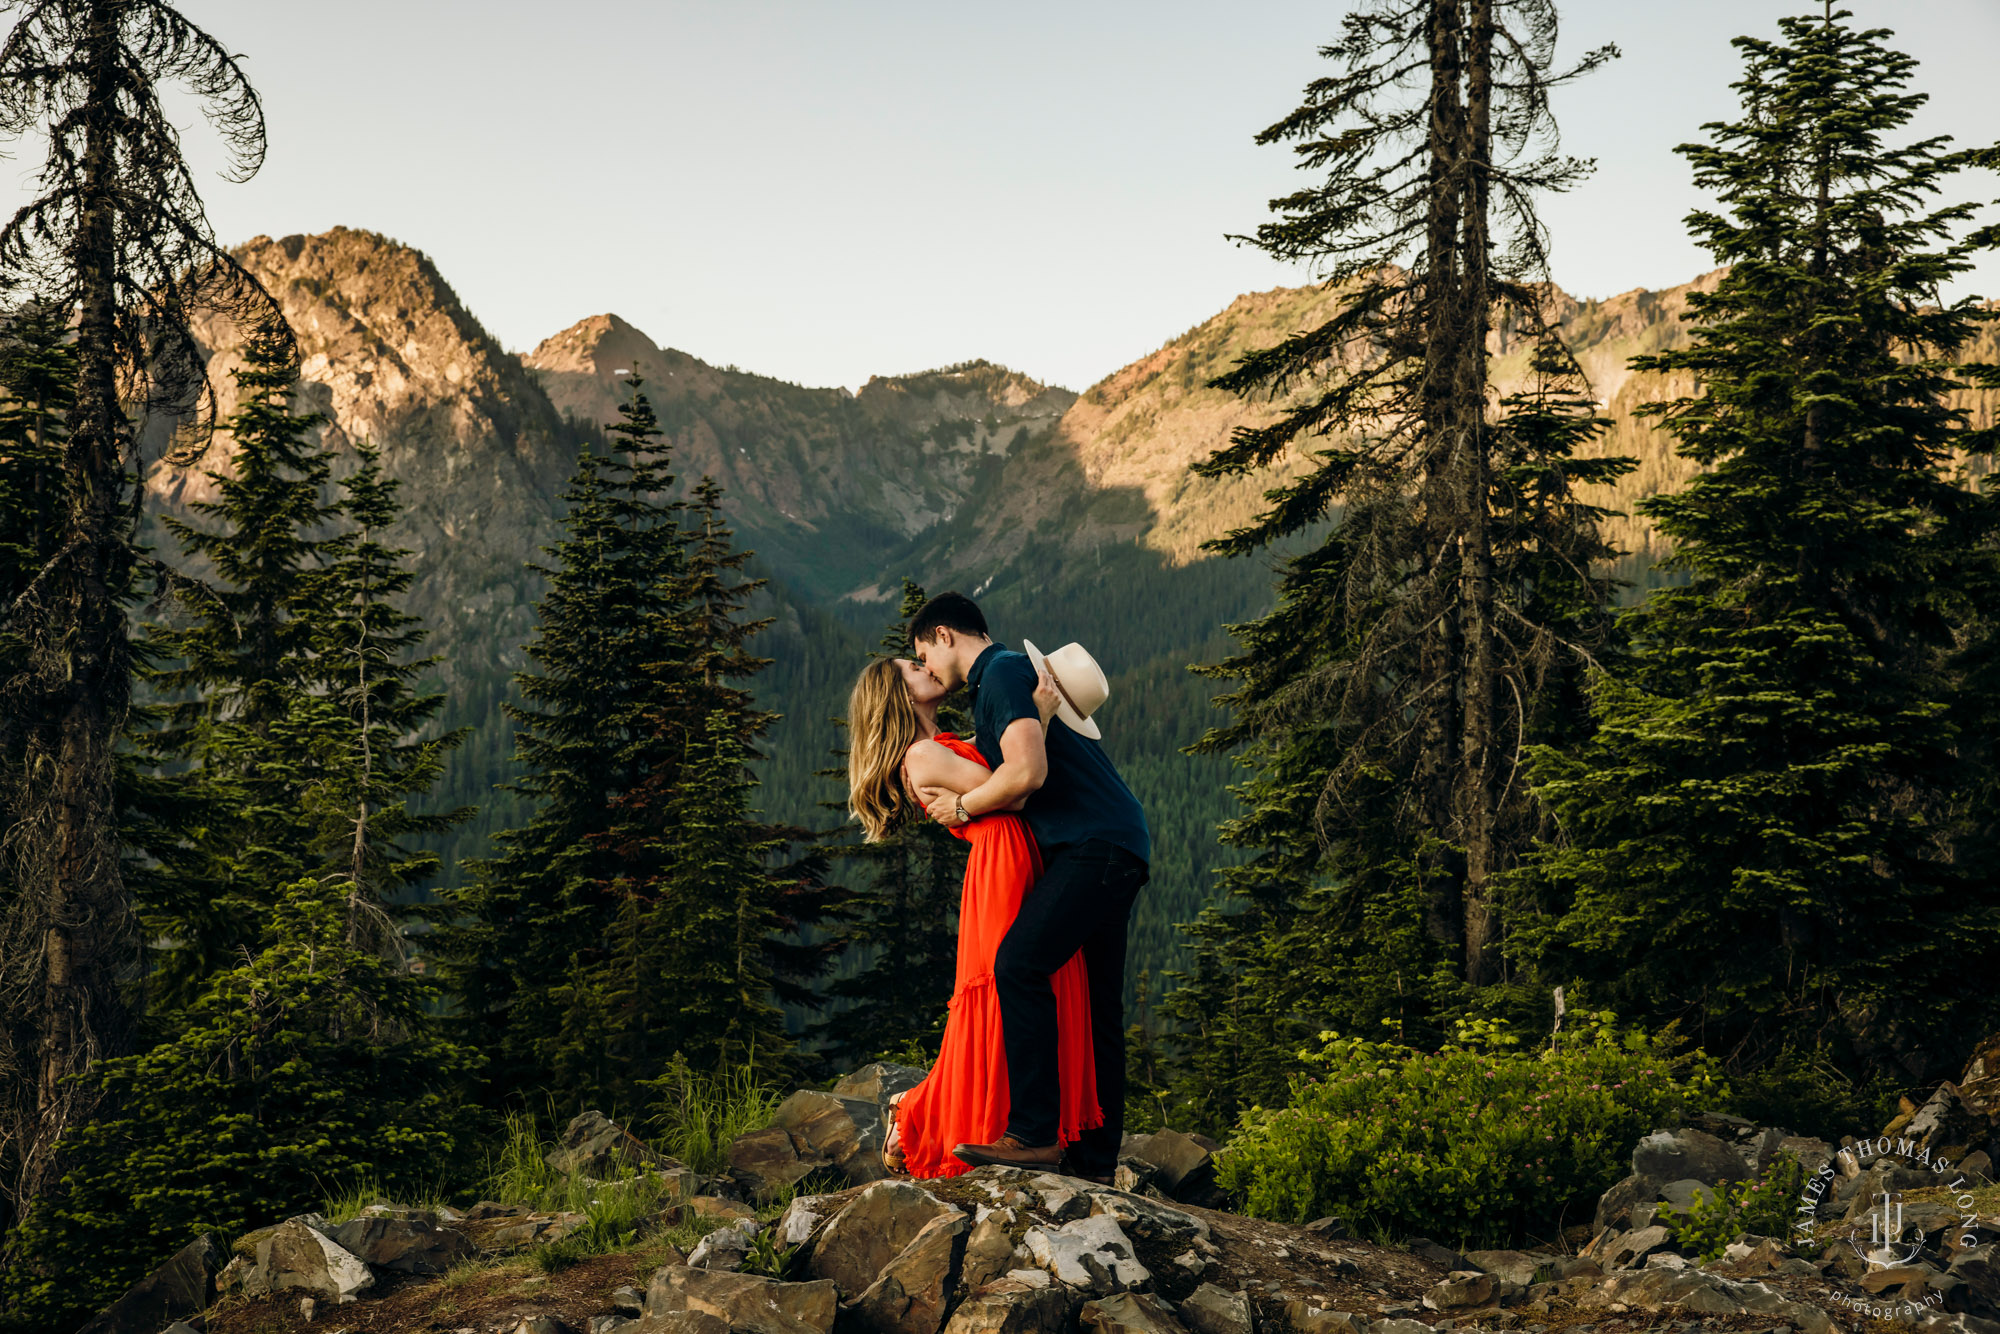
[1033,665,1061,727]
[918,785,966,826]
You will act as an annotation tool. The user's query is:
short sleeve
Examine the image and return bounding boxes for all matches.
[976,653,1040,736]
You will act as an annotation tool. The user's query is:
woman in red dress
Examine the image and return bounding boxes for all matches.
[845,657,1101,1178]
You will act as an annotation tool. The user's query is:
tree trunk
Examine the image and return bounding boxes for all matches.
[1458,0,1500,987]
[7,0,136,1222]
[1418,0,1470,956]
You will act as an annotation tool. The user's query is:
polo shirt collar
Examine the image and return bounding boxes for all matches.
[966,640,1008,689]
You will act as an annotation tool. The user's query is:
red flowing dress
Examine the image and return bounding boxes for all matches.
[895,733,1102,1178]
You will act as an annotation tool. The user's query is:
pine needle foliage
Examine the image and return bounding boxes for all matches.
[1163,0,1624,1131]
[448,386,835,1109]
[1509,8,2000,1086]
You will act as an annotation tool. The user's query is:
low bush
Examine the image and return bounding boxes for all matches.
[1659,1152,1806,1260]
[1217,1013,1722,1246]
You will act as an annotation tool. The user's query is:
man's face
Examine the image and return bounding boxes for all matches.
[914,629,966,689]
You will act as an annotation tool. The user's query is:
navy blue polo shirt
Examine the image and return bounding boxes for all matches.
[966,642,1150,863]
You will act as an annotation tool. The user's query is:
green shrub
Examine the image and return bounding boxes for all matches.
[1659,1153,1805,1260]
[0,885,478,1333]
[1217,1013,1721,1246]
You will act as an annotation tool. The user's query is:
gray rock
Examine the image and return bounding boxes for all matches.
[1777,1136,1835,1180]
[1657,1179,1714,1210]
[1178,1285,1254,1334]
[1281,1306,1363,1334]
[1086,1188,1211,1246]
[1024,1216,1149,1292]
[848,1211,968,1334]
[1585,1224,1672,1271]
[644,1265,838,1334]
[1370,1320,1437,1334]
[77,1234,222,1334]
[589,1317,636,1334]
[689,1219,760,1271]
[219,1217,373,1303]
[775,1195,836,1248]
[1631,1129,1752,1187]
[807,1180,959,1300]
[1740,1127,1790,1175]
[627,1313,731,1334]
[613,1283,647,1315]
[832,1063,930,1104]
[1082,1292,1193,1334]
[331,1211,477,1274]
[963,1212,1018,1291]
[1593,1174,1647,1233]
[775,1090,891,1186]
[1422,1272,1497,1311]
[942,1278,1076,1334]
[1911,1084,1976,1153]
[548,1109,674,1177]
[1302,1217,1347,1240]
[511,1319,577,1334]
[1405,1237,1471,1271]
[1123,1130,1216,1202]
[1463,1250,1550,1287]
[729,1126,819,1203]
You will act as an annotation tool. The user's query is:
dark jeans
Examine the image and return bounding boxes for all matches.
[994,838,1148,1175]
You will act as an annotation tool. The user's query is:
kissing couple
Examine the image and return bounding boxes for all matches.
[844,591,1151,1184]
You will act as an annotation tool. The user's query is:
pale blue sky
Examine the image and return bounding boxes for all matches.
[7,1,1998,393]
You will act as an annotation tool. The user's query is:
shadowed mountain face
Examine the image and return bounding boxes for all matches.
[143,226,1999,984]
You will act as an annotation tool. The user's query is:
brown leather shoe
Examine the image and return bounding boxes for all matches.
[952,1135,1063,1170]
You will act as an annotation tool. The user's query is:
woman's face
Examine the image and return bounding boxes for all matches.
[896,657,947,707]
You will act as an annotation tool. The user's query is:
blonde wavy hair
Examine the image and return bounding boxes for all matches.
[847,658,926,842]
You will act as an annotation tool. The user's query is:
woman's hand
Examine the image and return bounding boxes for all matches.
[918,785,968,827]
[1033,666,1061,727]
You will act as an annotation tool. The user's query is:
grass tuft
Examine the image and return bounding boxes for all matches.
[643,1058,783,1175]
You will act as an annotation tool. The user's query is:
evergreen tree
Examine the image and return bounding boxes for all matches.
[0,1,289,1230]
[134,322,344,1003]
[445,384,697,1104]
[539,472,837,1106]
[812,581,966,1070]
[4,393,475,1334]
[309,442,474,929]
[0,306,71,640]
[1162,0,1621,1129]
[1510,8,2000,1086]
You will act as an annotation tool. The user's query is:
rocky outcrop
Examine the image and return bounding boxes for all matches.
[76,1233,221,1334]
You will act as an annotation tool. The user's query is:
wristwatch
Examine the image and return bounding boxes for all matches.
[955,798,970,826]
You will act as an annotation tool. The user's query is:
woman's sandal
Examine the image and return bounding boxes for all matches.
[882,1098,908,1174]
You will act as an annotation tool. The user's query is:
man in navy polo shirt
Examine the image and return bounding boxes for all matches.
[907,591,1150,1184]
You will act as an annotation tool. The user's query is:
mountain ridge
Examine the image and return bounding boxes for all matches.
[132,224,2000,986]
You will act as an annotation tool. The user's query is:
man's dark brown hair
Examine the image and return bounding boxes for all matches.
[909,591,988,645]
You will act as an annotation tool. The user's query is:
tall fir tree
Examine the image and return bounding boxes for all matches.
[447,388,678,1104]
[309,441,474,934]
[1509,8,2000,1088]
[134,322,344,1003]
[1161,0,1623,1130]
[812,581,967,1070]
[447,384,784,1106]
[540,472,837,1107]
[0,1,290,1231]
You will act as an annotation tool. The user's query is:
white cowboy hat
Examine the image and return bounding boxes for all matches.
[1022,639,1109,740]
